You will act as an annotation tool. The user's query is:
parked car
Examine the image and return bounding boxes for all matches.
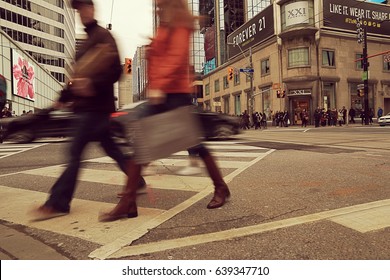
[110,101,241,143]
[378,112,390,126]
[0,101,240,144]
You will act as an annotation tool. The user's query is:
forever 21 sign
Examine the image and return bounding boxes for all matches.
[227,5,274,59]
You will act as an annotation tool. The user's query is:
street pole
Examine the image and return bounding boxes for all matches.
[249,47,254,117]
[363,26,369,125]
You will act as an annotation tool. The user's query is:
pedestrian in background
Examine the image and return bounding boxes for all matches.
[349,107,356,124]
[301,109,308,127]
[338,109,344,126]
[31,0,145,221]
[377,107,383,118]
[99,0,230,222]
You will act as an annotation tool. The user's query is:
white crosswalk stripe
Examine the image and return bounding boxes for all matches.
[0,141,274,259]
[0,143,47,159]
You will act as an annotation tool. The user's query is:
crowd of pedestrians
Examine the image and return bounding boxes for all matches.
[238,106,382,129]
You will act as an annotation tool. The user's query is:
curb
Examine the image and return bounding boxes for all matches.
[0,224,69,260]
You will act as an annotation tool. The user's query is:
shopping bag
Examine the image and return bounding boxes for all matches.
[129,105,203,164]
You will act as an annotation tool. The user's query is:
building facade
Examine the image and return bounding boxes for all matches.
[202,0,390,123]
[0,29,63,115]
[0,0,76,84]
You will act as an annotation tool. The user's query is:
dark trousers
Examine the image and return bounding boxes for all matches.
[45,112,128,212]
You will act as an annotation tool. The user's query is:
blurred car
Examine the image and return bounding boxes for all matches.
[110,101,241,142]
[0,108,77,143]
[378,112,390,126]
[0,101,240,144]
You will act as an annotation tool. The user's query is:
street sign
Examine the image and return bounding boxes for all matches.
[362,71,368,81]
[239,68,254,73]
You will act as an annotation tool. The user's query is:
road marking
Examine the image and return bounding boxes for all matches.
[88,149,275,260]
[0,185,164,246]
[329,205,390,233]
[0,141,275,259]
[106,199,390,259]
[0,144,47,159]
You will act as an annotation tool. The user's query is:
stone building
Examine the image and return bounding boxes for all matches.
[202,0,390,124]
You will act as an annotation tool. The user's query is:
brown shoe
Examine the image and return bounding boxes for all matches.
[207,185,230,209]
[30,205,69,221]
[98,201,138,222]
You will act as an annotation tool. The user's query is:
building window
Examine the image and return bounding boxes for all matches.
[223,76,229,89]
[322,49,335,67]
[205,83,210,96]
[261,58,270,76]
[246,73,251,83]
[214,79,220,92]
[356,53,363,70]
[234,72,240,86]
[288,47,309,67]
[223,96,230,114]
[383,55,390,72]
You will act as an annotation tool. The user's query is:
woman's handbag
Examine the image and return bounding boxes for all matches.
[128,105,203,164]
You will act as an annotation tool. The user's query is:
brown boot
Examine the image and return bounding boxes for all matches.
[99,161,141,222]
[201,153,230,209]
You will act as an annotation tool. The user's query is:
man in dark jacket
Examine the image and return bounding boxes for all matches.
[31,0,145,220]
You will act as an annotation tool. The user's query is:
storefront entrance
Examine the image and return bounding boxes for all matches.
[291,97,311,125]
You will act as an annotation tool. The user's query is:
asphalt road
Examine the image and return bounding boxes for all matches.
[0,124,389,261]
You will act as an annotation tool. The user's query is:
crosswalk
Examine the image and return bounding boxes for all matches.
[0,143,48,159]
[0,141,274,259]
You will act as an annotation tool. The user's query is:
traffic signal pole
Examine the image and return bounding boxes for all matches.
[249,47,254,117]
[363,26,369,125]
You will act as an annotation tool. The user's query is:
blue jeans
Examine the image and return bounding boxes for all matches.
[45,112,128,212]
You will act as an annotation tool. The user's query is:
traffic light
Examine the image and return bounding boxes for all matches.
[358,89,364,97]
[228,67,234,81]
[356,16,364,44]
[125,58,132,74]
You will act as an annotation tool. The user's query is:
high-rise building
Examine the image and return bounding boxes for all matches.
[200,0,271,73]
[0,0,76,84]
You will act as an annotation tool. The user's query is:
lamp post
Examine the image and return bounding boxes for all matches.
[357,16,369,125]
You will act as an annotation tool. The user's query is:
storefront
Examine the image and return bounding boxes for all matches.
[288,89,312,125]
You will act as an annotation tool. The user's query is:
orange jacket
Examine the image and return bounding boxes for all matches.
[147,26,193,94]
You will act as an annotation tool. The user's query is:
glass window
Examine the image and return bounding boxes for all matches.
[356,53,363,70]
[205,83,210,96]
[246,74,251,83]
[214,79,220,92]
[234,72,240,86]
[322,50,335,67]
[383,55,390,72]
[223,76,229,89]
[288,47,309,67]
[261,58,270,75]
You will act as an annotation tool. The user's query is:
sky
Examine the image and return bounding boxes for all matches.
[75,0,154,62]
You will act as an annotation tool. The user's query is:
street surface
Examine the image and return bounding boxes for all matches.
[0,124,389,260]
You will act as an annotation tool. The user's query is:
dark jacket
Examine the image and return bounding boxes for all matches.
[61,20,122,113]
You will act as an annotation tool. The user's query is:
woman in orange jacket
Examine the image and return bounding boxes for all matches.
[99,0,230,222]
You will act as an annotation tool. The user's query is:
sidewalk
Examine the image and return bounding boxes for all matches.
[0,223,68,260]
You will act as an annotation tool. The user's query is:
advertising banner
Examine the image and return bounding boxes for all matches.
[227,5,274,59]
[12,49,35,101]
[286,1,310,27]
[204,25,216,61]
[0,74,6,111]
[323,0,390,36]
